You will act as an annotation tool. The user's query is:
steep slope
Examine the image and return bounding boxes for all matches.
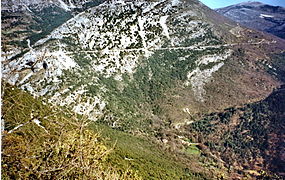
[1,83,141,179]
[2,0,284,132]
[1,0,104,56]
[216,1,285,39]
[2,84,214,179]
[178,84,285,179]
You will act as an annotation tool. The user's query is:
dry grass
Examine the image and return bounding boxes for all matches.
[1,83,141,179]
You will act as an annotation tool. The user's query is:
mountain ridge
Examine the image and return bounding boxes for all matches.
[2,0,284,137]
[216,1,285,39]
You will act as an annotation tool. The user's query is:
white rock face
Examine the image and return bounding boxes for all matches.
[171,0,180,6]
[2,0,231,121]
[186,62,225,102]
[259,14,274,18]
[1,0,93,12]
[57,0,71,11]
[2,48,78,86]
[33,119,48,133]
[197,50,232,66]
[185,50,233,102]
[159,16,170,39]
[50,50,77,69]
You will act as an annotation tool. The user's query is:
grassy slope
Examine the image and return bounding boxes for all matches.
[90,123,209,180]
[1,84,140,179]
[1,83,212,179]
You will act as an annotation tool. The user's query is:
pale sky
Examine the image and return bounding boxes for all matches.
[199,0,285,9]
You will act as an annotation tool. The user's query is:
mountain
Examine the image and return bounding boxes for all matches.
[179,83,285,179]
[216,1,285,39]
[1,0,104,55]
[2,0,285,179]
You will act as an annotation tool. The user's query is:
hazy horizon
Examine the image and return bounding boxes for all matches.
[199,0,285,9]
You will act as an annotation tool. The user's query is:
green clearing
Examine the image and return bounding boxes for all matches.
[185,145,201,155]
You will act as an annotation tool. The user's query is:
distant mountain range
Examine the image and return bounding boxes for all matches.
[216,1,285,39]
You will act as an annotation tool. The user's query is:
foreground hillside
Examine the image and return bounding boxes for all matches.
[1,83,142,179]
[3,82,284,179]
[2,84,225,179]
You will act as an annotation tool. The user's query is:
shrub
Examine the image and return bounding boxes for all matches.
[1,84,141,180]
